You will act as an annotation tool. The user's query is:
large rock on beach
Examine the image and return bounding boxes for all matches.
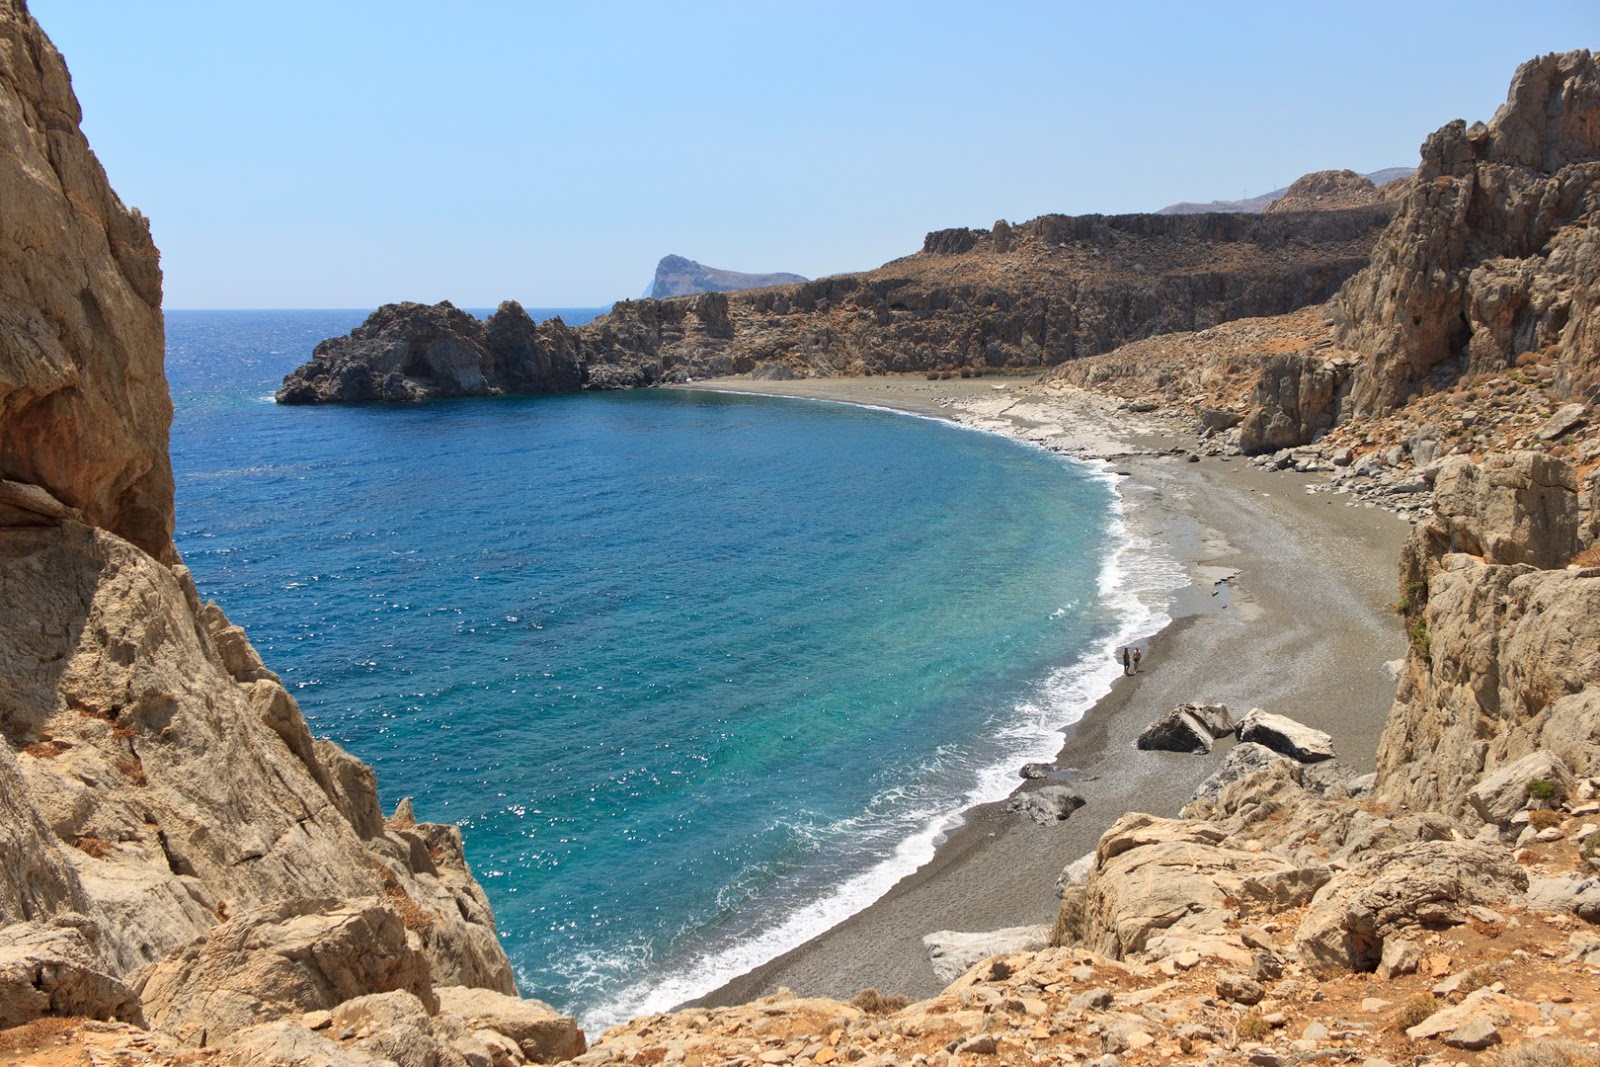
[1237,708,1336,763]
[1137,703,1234,754]
[1007,786,1085,825]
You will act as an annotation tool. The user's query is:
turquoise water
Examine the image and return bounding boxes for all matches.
[165,310,1177,1027]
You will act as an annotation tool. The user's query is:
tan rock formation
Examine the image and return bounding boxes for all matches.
[1338,49,1600,416]
[0,0,172,560]
[1262,169,1382,214]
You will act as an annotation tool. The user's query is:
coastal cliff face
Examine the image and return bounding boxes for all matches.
[0,1,171,561]
[1338,49,1600,417]
[646,254,808,299]
[278,200,1393,404]
[0,4,584,1061]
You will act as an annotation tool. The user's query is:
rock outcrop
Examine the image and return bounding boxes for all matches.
[1337,50,1600,416]
[1261,169,1382,214]
[0,2,578,1059]
[0,0,171,560]
[277,300,584,404]
[280,198,1395,403]
[646,254,807,299]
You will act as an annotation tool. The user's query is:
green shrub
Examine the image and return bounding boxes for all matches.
[1527,779,1559,801]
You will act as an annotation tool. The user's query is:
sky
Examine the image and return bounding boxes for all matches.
[30,1,1599,309]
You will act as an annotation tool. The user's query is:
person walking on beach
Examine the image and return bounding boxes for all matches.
[1120,647,1131,675]
[1132,647,1142,673]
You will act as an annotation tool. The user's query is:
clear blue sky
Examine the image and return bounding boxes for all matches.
[31,1,1597,309]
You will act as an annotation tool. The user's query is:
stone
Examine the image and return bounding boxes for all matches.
[1236,709,1336,763]
[1190,743,1298,807]
[1018,762,1051,780]
[219,1021,382,1067]
[1215,973,1265,1005]
[1536,403,1588,441]
[1135,707,1215,753]
[1006,786,1085,825]
[1443,1016,1502,1050]
[1376,938,1422,980]
[0,3,173,559]
[0,917,141,1027]
[137,899,438,1045]
[436,984,587,1063]
[1295,840,1528,971]
[922,926,1050,985]
[1468,751,1577,824]
[1526,876,1600,922]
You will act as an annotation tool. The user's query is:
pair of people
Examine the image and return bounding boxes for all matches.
[1119,646,1143,675]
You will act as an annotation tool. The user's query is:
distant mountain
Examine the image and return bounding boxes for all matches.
[1157,167,1413,215]
[646,255,807,298]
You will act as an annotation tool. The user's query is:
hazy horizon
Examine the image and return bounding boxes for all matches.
[32,1,1598,309]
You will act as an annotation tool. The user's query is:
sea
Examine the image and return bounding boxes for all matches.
[164,309,1183,1029]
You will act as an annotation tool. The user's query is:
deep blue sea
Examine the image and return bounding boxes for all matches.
[164,309,1178,1028]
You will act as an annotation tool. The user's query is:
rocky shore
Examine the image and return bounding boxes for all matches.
[4,2,1600,1063]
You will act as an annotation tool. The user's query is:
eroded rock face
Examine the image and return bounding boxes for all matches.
[277,300,585,404]
[0,0,172,559]
[1338,50,1600,416]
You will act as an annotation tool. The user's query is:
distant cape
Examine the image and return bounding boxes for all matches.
[1157,166,1413,215]
[646,254,806,298]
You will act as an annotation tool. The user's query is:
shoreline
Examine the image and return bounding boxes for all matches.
[668,374,1413,1011]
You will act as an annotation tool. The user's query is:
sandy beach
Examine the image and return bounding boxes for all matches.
[673,373,1413,1007]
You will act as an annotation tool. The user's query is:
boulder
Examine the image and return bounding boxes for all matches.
[922,925,1051,984]
[436,985,586,1063]
[1183,703,1236,738]
[219,1021,386,1067]
[0,917,141,1027]
[1135,707,1215,753]
[1428,453,1581,568]
[1525,876,1600,922]
[1404,987,1514,1043]
[1468,750,1577,824]
[1237,709,1336,763]
[1295,841,1528,971]
[137,898,437,1046]
[1006,786,1085,825]
[1067,813,1315,964]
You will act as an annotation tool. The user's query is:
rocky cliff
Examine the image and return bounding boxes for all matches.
[0,3,583,1061]
[646,254,807,299]
[280,204,1394,403]
[1338,49,1600,417]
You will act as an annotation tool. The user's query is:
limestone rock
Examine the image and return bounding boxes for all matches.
[1065,813,1311,963]
[1238,352,1350,453]
[1525,876,1600,922]
[0,1,173,559]
[1190,742,1297,807]
[1007,785,1085,825]
[922,925,1051,984]
[1237,709,1336,763]
[1338,50,1600,416]
[1215,973,1265,1005]
[137,898,437,1045]
[219,1020,388,1067]
[1295,840,1528,971]
[1429,453,1580,568]
[1376,938,1421,980]
[435,985,587,1063]
[0,916,141,1027]
[1468,750,1577,824]
[1135,707,1215,753]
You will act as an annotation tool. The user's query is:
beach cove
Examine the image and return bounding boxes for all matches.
[682,374,1412,1007]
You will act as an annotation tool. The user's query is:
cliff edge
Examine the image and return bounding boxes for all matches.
[0,3,583,1062]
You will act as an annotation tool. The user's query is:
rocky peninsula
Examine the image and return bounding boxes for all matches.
[5,2,1600,1062]
[646,255,808,299]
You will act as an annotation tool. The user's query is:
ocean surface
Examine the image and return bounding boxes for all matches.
[165,309,1181,1028]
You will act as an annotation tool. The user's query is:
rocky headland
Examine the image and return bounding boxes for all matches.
[7,3,1600,1062]
[1156,167,1414,216]
[277,200,1394,404]
[646,255,808,299]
